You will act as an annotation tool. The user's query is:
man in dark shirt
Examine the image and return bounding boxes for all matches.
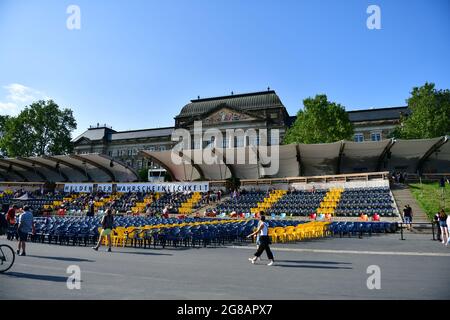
[87,201,95,217]
[434,212,442,241]
[403,205,413,230]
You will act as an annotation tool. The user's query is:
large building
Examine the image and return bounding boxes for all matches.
[73,90,409,171]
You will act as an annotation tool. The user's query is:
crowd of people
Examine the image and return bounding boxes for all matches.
[0,204,35,256]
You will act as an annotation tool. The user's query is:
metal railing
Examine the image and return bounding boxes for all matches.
[397,221,440,240]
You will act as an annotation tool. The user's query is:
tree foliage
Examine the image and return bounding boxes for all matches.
[138,167,149,182]
[391,82,450,139]
[283,94,353,144]
[0,100,77,157]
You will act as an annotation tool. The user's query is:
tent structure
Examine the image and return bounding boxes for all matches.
[0,137,447,183]
[13,193,33,201]
[140,136,450,181]
[0,154,139,183]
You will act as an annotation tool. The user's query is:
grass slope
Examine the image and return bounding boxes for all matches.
[409,182,450,220]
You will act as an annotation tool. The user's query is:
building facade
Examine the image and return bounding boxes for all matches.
[348,106,409,142]
[73,90,409,171]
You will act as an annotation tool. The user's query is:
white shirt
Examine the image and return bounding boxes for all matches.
[259,221,268,236]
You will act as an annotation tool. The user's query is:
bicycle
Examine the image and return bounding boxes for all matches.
[0,243,15,273]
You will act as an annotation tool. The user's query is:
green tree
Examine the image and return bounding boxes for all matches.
[225,177,241,191]
[392,82,450,139]
[284,94,353,144]
[0,100,77,157]
[138,167,149,182]
[0,115,10,156]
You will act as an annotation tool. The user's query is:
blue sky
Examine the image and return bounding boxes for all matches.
[0,0,449,137]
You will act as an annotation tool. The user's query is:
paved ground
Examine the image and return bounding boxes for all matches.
[1,233,449,300]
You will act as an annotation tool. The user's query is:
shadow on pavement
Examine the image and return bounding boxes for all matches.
[3,271,71,283]
[113,251,172,256]
[276,260,352,265]
[274,264,353,269]
[27,255,95,263]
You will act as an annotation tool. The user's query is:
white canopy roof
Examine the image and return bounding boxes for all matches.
[340,140,391,173]
[386,137,444,173]
[0,154,139,183]
[140,137,450,181]
[1,137,448,183]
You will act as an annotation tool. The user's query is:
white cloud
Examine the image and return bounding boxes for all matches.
[0,102,19,114]
[0,83,50,116]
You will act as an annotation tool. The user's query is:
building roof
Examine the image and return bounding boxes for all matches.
[72,127,112,142]
[175,90,284,118]
[287,106,410,127]
[348,106,409,122]
[111,127,174,141]
[73,126,174,143]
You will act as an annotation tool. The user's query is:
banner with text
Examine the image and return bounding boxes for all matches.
[63,183,94,193]
[96,183,113,193]
[116,182,209,193]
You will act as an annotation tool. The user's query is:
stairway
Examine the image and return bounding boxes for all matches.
[391,183,429,223]
[131,193,160,214]
[251,190,287,215]
[317,187,343,216]
[178,192,202,214]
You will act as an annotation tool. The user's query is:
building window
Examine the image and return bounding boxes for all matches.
[270,132,280,146]
[371,132,382,141]
[222,138,229,148]
[270,113,278,119]
[160,146,166,151]
[128,149,132,156]
[236,136,245,147]
[193,140,201,149]
[354,133,364,143]
[108,151,112,157]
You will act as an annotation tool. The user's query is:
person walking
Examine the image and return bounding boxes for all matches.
[93,208,114,252]
[434,211,442,241]
[437,209,448,246]
[247,214,274,266]
[87,200,95,217]
[16,205,35,256]
[403,205,413,231]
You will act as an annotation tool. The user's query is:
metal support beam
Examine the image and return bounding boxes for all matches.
[0,159,46,181]
[69,154,116,182]
[416,136,448,174]
[376,139,396,172]
[43,155,92,182]
[336,141,346,174]
[97,154,140,182]
[0,163,28,181]
[18,157,69,182]
[295,144,302,176]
